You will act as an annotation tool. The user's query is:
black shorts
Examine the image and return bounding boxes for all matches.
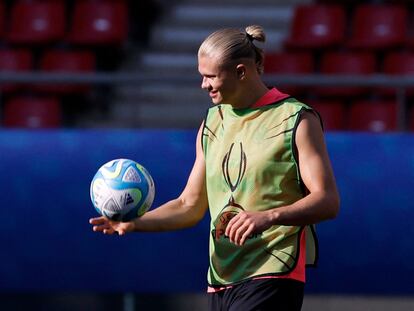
[208,278,304,311]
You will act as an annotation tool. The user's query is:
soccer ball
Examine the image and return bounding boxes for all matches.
[90,158,155,221]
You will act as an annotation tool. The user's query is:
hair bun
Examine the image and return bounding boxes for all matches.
[245,25,266,43]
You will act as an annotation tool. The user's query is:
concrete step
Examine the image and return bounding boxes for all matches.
[134,101,208,128]
[149,26,287,52]
[110,0,310,128]
[179,0,312,5]
[165,4,293,29]
[116,84,208,104]
[136,52,198,72]
[112,85,210,128]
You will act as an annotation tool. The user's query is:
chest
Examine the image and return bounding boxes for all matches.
[204,108,296,181]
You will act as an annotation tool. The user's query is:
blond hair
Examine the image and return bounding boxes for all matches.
[198,25,266,74]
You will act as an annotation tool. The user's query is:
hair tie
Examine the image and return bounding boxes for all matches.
[246,32,254,42]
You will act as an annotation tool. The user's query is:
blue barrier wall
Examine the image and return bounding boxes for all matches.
[0,130,413,295]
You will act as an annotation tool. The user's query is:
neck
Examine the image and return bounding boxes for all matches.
[231,80,269,109]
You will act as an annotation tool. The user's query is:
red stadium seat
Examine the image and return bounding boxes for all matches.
[0,1,5,39]
[308,100,346,131]
[315,51,377,97]
[315,0,358,4]
[68,0,128,46]
[379,52,414,97]
[34,50,96,94]
[284,5,346,50]
[347,5,408,50]
[409,107,414,131]
[7,0,66,45]
[348,100,397,132]
[0,49,33,92]
[3,96,62,128]
[264,52,314,96]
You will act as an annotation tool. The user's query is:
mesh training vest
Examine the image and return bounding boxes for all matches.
[202,97,318,287]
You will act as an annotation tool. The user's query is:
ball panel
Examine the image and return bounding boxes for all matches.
[90,178,111,211]
[102,197,121,218]
[136,163,155,216]
[122,165,142,183]
[99,159,125,179]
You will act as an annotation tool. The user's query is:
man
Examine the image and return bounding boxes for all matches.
[90,25,339,311]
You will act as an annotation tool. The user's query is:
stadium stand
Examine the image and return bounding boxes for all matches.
[34,49,96,94]
[3,96,62,128]
[0,0,138,128]
[410,106,414,130]
[7,0,66,45]
[0,1,4,38]
[0,48,33,92]
[284,4,346,50]
[280,2,412,131]
[346,4,408,50]
[378,51,414,96]
[67,0,129,46]
[264,51,314,97]
[308,99,346,131]
[0,0,412,131]
[348,99,397,132]
[314,51,377,97]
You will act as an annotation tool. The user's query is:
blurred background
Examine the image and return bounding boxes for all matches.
[0,0,413,310]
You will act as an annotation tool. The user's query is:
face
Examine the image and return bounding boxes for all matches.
[198,55,241,106]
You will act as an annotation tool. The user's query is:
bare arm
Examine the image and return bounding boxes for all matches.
[225,111,340,245]
[90,124,209,235]
[268,110,340,225]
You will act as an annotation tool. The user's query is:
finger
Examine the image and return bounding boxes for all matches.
[234,223,250,246]
[89,216,107,225]
[227,218,245,243]
[93,222,112,232]
[103,228,115,235]
[239,223,255,246]
[225,218,237,242]
[225,213,242,237]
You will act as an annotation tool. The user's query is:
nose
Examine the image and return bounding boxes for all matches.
[201,76,209,90]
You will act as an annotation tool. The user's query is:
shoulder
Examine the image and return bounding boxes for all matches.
[282,98,314,112]
[266,98,322,130]
[295,110,326,154]
[269,97,314,116]
[297,106,323,130]
[282,98,323,131]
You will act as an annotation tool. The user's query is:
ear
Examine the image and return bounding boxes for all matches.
[236,64,246,80]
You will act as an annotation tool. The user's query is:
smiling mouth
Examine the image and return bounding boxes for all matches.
[209,91,218,98]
